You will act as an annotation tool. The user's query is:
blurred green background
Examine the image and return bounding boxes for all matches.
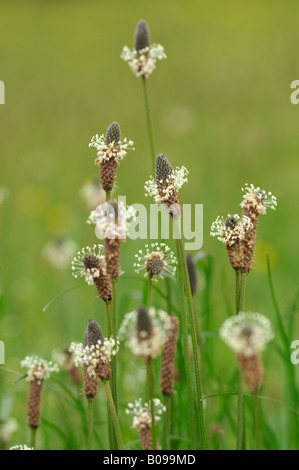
[0,0,299,449]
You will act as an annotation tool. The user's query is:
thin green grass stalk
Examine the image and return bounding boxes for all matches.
[148,273,153,308]
[254,392,261,450]
[30,427,37,449]
[105,301,116,449]
[111,279,118,412]
[103,381,123,450]
[146,359,156,450]
[141,76,155,171]
[163,394,170,450]
[87,398,94,450]
[174,233,197,449]
[235,271,247,450]
[174,217,206,450]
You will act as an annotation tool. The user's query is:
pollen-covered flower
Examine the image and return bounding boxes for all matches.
[134,243,177,279]
[88,200,136,241]
[70,319,119,382]
[210,214,252,247]
[220,312,275,392]
[119,307,170,360]
[89,122,134,193]
[71,244,112,302]
[21,356,59,430]
[145,154,188,217]
[121,20,166,78]
[43,237,77,270]
[241,184,277,216]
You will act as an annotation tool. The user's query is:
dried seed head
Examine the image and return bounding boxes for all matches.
[137,306,153,340]
[27,378,42,429]
[155,154,174,189]
[84,319,105,348]
[161,316,179,395]
[135,20,150,51]
[186,254,197,296]
[105,122,121,146]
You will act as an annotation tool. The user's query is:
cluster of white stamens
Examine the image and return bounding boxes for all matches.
[210,214,252,246]
[134,243,177,278]
[121,44,166,78]
[126,398,166,429]
[219,312,274,357]
[88,201,136,240]
[70,338,119,378]
[21,356,59,383]
[145,166,188,203]
[71,244,105,285]
[241,184,277,214]
[89,134,134,166]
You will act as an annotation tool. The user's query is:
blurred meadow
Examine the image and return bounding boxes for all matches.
[0,0,299,450]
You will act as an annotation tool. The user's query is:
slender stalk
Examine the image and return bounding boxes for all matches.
[254,392,261,450]
[105,301,116,449]
[111,279,118,412]
[148,274,153,308]
[174,217,206,450]
[146,359,156,450]
[174,233,197,449]
[30,428,37,449]
[235,271,247,450]
[105,190,112,201]
[142,76,155,171]
[163,394,170,450]
[104,381,124,450]
[87,398,94,450]
[165,277,172,315]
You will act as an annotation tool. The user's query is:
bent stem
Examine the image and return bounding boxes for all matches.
[235,271,247,450]
[104,381,124,450]
[87,398,94,450]
[142,76,155,172]
[174,216,206,450]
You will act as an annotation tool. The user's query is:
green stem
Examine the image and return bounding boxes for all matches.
[235,271,247,450]
[148,274,153,308]
[105,301,116,449]
[174,217,206,450]
[104,381,124,450]
[105,190,112,201]
[254,391,261,450]
[142,76,155,171]
[174,230,197,449]
[111,279,118,412]
[30,427,37,449]
[87,398,94,450]
[146,359,156,450]
[163,394,170,450]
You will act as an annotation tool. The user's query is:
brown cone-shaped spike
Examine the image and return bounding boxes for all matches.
[238,353,264,392]
[105,237,121,279]
[94,269,113,302]
[186,254,197,296]
[27,378,43,429]
[84,319,104,347]
[135,20,150,51]
[240,207,259,275]
[105,122,121,146]
[83,365,99,399]
[161,316,179,395]
[100,158,118,193]
[95,360,111,382]
[155,154,181,217]
[140,424,152,450]
[225,242,243,272]
[137,306,152,339]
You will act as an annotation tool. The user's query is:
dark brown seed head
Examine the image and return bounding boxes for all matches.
[155,154,174,189]
[84,319,104,348]
[83,253,101,271]
[105,122,121,146]
[134,20,150,52]
[137,306,153,339]
[241,326,254,338]
[225,216,238,230]
[186,254,197,296]
[145,253,165,276]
